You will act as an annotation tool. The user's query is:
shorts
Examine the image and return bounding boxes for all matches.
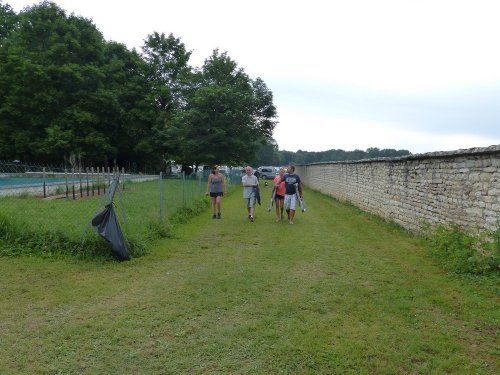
[245,194,256,208]
[275,194,284,200]
[284,194,297,210]
[210,192,223,197]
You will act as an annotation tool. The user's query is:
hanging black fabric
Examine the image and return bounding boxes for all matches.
[91,175,129,261]
[91,203,129,261]
[253,186,261,205]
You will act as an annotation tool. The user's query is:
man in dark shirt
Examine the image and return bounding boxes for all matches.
[277,165,303,224]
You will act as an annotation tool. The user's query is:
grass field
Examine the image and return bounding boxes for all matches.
[0,185,498,374]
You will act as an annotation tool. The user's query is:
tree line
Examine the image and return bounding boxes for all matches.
[0,1,409,173]
[252,142,410,167]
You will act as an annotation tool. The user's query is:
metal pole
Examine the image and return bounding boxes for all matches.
[79,167,83,198]
[159,172,164,220]
[43,167,46,198]
[72,168,76,200]
[97,167,100,195]
[182,171,186,208]
[86,167,89,196]
[91,167,95,196]
[65,168,68,199]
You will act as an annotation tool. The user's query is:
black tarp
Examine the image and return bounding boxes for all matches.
[91,203,129,261]
[253,186,261,206]
[91,175,129,261]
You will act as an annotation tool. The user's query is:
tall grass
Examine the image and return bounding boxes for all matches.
[424,223,500,275]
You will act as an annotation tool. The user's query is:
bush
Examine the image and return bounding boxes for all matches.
[425,224,500,275]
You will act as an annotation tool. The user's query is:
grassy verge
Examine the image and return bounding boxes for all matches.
[0,186,498,374]
[0,178,209,259]
[423,223,500,275]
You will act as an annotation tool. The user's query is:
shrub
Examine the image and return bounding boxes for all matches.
[425,224,499,275]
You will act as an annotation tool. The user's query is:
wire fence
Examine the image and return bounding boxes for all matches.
[0,160,157,199]
[0,160,242,258]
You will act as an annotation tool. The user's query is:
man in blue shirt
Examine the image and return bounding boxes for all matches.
[277,164,303,224]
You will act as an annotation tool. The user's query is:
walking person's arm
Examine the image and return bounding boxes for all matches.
[206,174,211,195]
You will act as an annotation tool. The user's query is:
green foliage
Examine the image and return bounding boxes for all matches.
[251,142,412,171]
[0,1,17,41]
[0,2,110,163]
[0,4,277,171]
[166,50,277,166]
[425,224,500,275]
[278,147,411,165]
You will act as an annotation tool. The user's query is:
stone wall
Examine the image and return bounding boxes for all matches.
[295,145,500,232]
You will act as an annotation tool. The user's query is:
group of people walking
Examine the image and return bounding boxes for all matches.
[206,164,303,224]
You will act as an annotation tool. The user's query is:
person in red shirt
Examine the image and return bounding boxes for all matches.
[273,168,286,221]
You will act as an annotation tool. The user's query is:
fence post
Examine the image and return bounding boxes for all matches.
[72,168,76,200]
[182,171,186,208]
[122,167,125,191]
[86,167,89,196]
[65,168,69,199]
[97,167,100,195]
[198,172,203,200]
[79,167,83,198]
[42,167,46,198]
[159,172,164,220]
[91,167,95,196]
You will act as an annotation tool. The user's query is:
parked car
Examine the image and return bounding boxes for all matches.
[257,166,279,180]
[218,165,229,175]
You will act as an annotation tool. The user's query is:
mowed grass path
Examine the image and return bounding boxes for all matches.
[0,186,498,374]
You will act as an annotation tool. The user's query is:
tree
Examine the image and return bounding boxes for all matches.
[141,32,193,166]
[168,50,278,166]
[142,32,192,112]
[0,2,111,163]
[252,138,281,166]
[276,147,411,164]
[0,1,17,43]
[0,2,18,157]
[99,41,158,170]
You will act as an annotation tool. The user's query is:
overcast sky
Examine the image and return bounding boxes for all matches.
[7,0,500,154]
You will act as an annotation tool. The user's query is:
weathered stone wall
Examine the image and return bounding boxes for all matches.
[295,145,500,232]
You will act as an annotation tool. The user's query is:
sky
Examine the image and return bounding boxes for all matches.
[6,0,500,154]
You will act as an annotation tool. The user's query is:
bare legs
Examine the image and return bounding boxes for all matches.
[275,198,284,221]
[211,196,222,218]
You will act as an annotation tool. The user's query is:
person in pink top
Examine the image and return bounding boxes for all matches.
[273,168,286,221]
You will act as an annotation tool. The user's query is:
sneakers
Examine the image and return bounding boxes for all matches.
[249,216,254,222]
[217,212,221,219]
[212,214,216,219]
